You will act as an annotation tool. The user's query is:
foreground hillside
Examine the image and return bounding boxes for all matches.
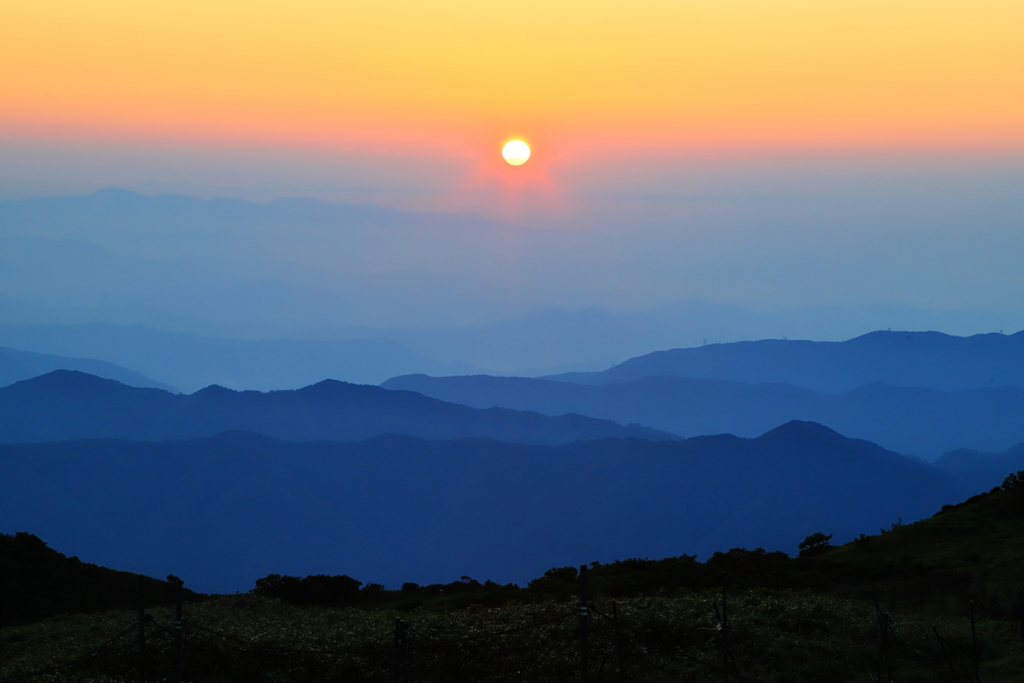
[385,373,1024,458]
[5,481,1024,682]
[0,370,675,445]
[0,422,965,593]
[0,532,195,627]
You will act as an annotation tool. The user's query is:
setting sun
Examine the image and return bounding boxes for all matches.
[502,140,531,166]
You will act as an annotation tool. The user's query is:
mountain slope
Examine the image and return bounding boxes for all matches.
[0,370,677,445]
[545,330,1024,392]
[0,532,194,627]
[0,423,966,593]
[813,478,1024,605]
[383,373,1024,459]
[0,345,177,392]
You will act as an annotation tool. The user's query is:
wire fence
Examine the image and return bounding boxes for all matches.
[1,567,1013,683]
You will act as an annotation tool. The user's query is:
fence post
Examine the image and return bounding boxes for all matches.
[879,611,892,683]
[579,564,590,683]
[1018,584,1024,645]
[137,576,147,683]
[970,600,980,683]
[722,587,729,683]
[612,600,625,682]
[172,579,183,683]
[933,626,961,683]
[875,598,888,683]
[393,617,407,683]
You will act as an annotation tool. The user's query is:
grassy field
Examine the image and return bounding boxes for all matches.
[2,588,1023,682]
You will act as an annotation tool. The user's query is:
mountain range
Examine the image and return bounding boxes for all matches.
[0,323,482,392]
[0,422,968,594]
[383,373,1024,459]
[0,370,675,445]
[2,189,1019,370]
[935,442,1024,493]
[545,330,1024,392]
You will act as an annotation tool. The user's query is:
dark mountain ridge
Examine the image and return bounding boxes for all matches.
[0,370,676,445]
[0,422,966,594]
[545,330,1024,392]
[383,373,1024,459]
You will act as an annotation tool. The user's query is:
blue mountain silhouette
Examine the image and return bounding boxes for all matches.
[0,370,677,445]
[0,423,966,593]
[545,330,1024,392]
[383,373,1024,459]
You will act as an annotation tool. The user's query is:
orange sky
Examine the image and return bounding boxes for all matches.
[2,0,1022,161]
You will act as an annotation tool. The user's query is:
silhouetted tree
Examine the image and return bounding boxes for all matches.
[798,533,835,558]
[1002,470,1024,492]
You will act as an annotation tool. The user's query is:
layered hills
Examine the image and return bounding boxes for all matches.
[383,373,1024,459]
[935,442,1024,492]
[546,330,1024,392]
[0,422,966,593]
[0,371,675,445]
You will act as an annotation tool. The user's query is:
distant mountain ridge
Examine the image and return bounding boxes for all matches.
[383,373,1024,459]
[545,330,1024,392]
[0,422,966,593]
[0,345,177,392]
[934,442,1024,492]
[0,370,677,445]
[0,322,486,392]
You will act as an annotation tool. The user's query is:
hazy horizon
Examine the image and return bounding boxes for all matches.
[5,0,1023,353]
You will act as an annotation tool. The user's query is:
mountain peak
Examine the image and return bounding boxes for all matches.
[759,420,844,441]
[16,369,124,389]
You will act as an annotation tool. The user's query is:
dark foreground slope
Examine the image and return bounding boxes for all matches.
[385,373,1024,458]
[0,532,197,627]
[0,422,966,593]
[0,370,675,445]
[546,330,1024,392]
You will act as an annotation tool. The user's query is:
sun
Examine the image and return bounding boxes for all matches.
[502,140,531,166]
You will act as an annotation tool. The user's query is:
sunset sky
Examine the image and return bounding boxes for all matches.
[2,0,1023,334]
[3,0,1022,206]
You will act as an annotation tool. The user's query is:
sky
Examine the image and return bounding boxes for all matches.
[1,0,1023,338]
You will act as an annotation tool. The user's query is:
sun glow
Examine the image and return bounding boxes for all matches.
[502,140,531,166]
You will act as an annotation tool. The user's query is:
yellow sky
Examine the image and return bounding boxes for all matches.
[2,0,1022,153]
